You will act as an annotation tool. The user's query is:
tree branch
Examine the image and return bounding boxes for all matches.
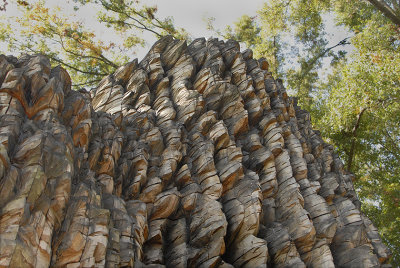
[301,37,351,78]
[347,107,368,171]
[366,0,400,26]
[13,40,106,76]
[40,21,119,70]
[50,56,108,76]
[72,78,102,87]
[381,128,400,161]
[56,33,115,66]
[70,36,118,68]
[98,1,162,37]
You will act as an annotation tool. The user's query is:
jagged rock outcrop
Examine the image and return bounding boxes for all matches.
[0,37,392,267]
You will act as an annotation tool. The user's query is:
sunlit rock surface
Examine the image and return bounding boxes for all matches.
[0,37,391,267]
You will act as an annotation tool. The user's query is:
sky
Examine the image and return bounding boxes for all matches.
[0,0,352,74]
[0,0,265,60]
[137,0,266,58]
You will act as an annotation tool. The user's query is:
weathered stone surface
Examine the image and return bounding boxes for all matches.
[0,38,391,267]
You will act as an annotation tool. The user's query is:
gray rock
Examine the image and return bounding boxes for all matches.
[0,38,391,267]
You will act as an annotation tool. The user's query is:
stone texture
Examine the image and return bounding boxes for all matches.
[0,37,391,267]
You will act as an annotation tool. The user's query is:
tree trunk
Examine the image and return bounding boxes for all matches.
[347,107,368,172]
[366,0,400,26]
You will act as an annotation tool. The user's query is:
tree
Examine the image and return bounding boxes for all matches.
[216,0,350,111]
[90,0,189,40]
[0,0,188,87]
[316,13,400,264]
[217,0,400,265]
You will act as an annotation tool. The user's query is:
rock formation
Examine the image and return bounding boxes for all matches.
[0,36,392,267]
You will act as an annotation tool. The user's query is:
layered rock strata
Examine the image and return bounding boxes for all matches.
[0,37,391,267]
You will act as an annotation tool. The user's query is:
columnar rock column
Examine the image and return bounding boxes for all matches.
[0,36,391,268]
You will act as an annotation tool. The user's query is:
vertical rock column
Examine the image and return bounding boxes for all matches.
[0,55,74,267]
[0,37,392,268]
[295,102,387,267]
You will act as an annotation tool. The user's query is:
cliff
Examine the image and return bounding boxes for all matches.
[0,36,392,267]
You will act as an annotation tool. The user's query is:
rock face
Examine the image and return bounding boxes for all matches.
[0,37,392,267]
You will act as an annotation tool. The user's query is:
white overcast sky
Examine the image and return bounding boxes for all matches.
[0,0,265,59]
[137,0,265,58]
[144,0,266,36]
[1,0,351,70]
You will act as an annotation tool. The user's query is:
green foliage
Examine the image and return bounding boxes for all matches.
[317,21,400,264]
[218,0,400,265]
[91,0,189,40]
[1,0,119,86]
[0,0,189,87]
[223,15,261,49]
[216,0,344,109]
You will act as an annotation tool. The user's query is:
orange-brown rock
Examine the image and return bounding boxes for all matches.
[0,37,391,267]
